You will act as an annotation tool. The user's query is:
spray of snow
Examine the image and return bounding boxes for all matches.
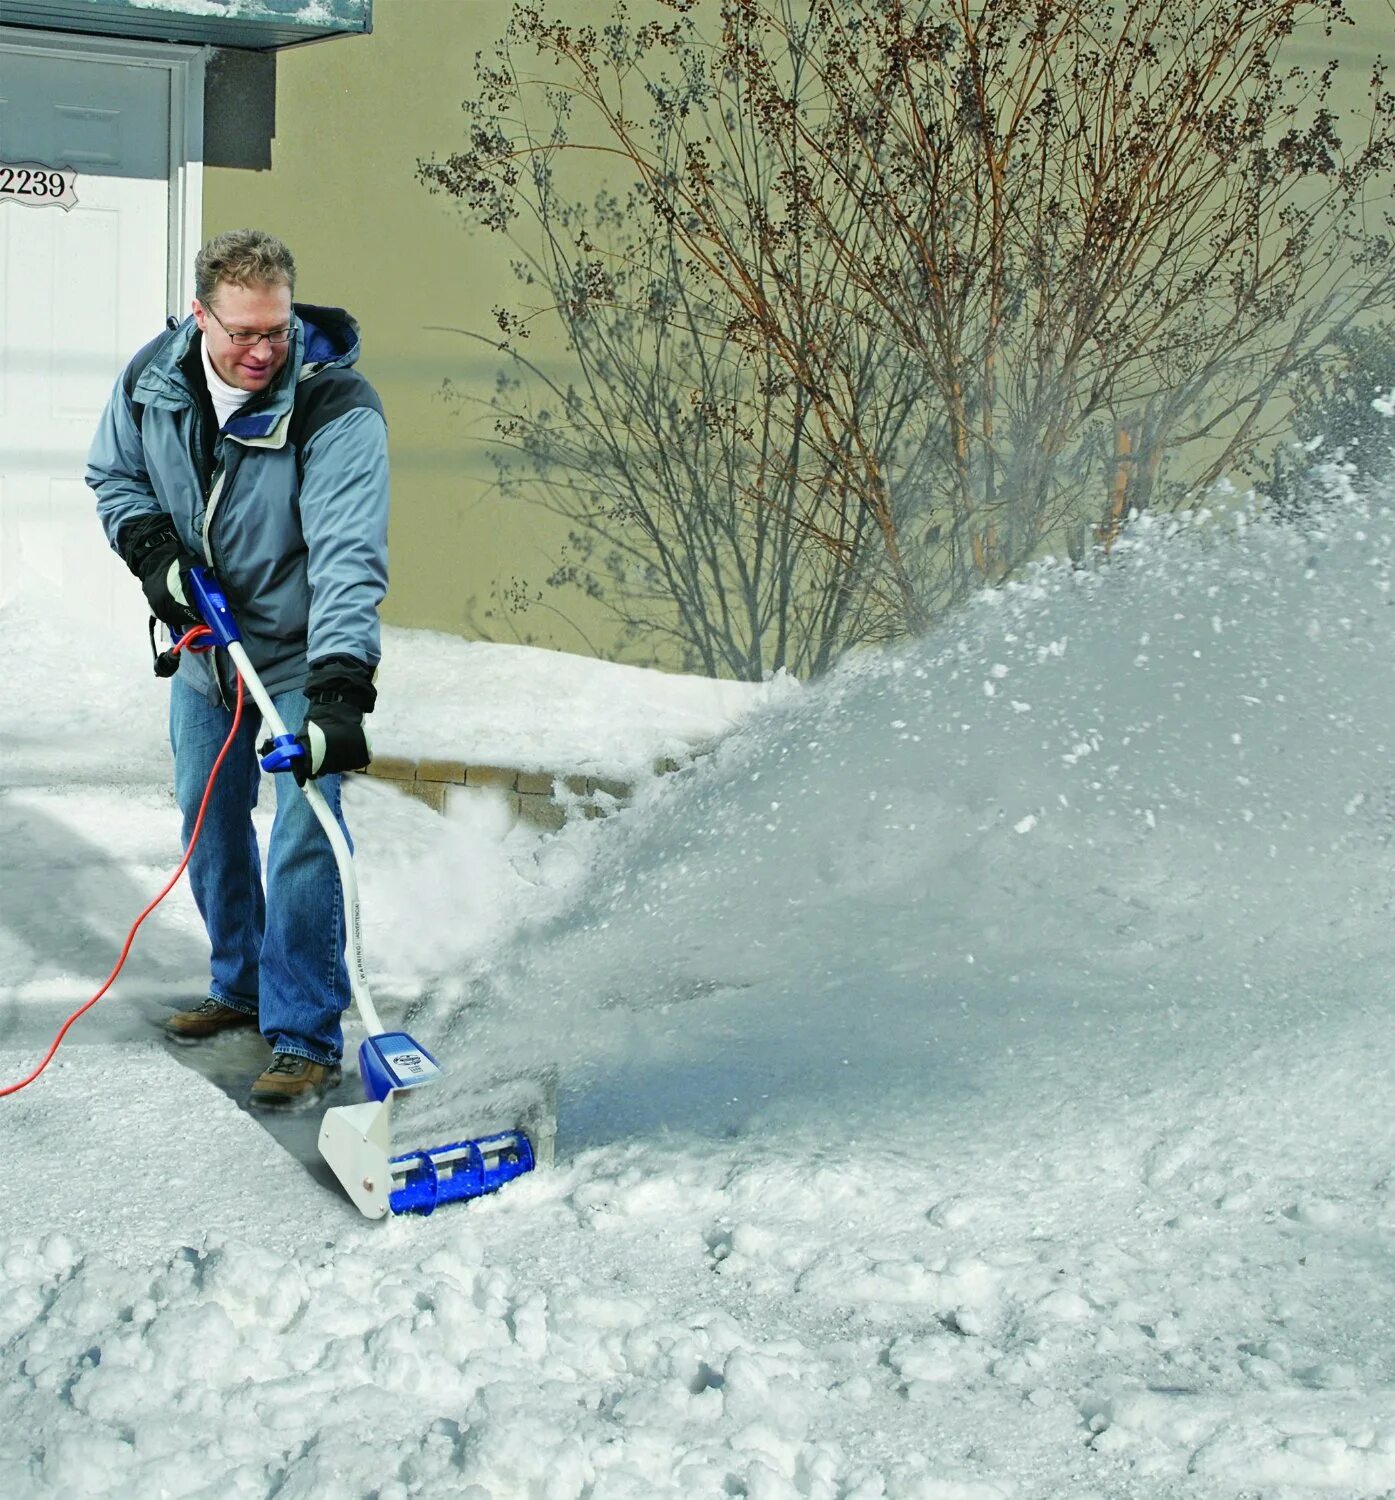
[425,498,1395,1153]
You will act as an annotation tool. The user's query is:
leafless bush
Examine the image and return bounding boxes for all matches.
[422,0,1395,671]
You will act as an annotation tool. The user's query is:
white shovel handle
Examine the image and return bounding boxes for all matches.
[225,640,385,1039]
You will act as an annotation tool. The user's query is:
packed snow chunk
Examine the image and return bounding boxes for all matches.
[1084,1386,1226,1456]
[35,1432,138,1497]
[926,1196,983,1231]
[830,1254,1000,1315]
[720,1345,822,1434]
[38,1233,76,1276]
[1035,1288,1093,1324]
[192,1238,310,1333]
[1188,1404,1395,1490]
[1285,1195,1349,1228]
[887,1332,995,1390]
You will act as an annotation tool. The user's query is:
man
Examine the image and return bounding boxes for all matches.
[87,228,388,1111]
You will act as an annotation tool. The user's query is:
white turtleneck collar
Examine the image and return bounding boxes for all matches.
[200,334,255,431]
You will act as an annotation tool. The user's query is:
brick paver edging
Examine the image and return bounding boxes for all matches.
[362,754,687,829]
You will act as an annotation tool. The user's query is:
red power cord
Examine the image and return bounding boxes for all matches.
[1,626,245,1098]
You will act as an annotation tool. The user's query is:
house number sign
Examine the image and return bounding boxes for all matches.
[0,162,78,211]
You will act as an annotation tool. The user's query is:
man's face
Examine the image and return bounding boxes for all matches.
[193,280,294,393]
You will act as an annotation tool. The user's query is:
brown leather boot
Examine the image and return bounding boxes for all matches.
[163,997,258,1045]
[248,1052,342,1112]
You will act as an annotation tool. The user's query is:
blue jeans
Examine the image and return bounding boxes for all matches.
[169,676,351,1066]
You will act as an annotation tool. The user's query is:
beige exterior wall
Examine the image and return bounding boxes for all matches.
[201,1,1392,663]
[202,0,620,656]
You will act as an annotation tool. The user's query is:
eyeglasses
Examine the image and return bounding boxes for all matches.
[203,303,294,348]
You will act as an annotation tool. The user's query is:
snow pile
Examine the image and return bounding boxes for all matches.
[0,599,781,791]
[1,1194,895,1499]
[373,626,792,780]
[8,493,1395,1498]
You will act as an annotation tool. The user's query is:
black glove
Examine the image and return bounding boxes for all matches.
[117,514,202,634]
[267,656,377,787]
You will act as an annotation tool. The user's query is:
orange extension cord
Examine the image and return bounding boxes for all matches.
[0,626,245,1098]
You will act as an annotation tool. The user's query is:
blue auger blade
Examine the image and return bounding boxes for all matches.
[388,1130,536,1216]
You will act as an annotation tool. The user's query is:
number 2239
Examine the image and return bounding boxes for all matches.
[0,163,78,210]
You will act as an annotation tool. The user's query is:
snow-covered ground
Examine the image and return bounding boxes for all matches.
[5,491,1395,1499]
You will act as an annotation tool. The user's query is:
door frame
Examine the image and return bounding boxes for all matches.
[0,25,205,312]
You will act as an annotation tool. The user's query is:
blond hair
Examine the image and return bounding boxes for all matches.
[195,228,296,307]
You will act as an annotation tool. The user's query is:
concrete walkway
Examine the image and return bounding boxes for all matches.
[0,779,385,1206]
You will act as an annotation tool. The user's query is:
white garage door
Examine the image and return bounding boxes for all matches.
[0,35,194,627]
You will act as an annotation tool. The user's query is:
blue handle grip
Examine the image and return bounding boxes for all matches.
[260,734,307,774]
[188,567,242,648]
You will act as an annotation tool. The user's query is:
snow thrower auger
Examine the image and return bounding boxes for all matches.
[185,568,552,1218]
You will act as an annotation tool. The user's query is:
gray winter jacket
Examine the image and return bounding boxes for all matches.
[87,304,389,703]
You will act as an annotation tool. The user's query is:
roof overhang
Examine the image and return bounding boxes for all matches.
[0,0,371,52]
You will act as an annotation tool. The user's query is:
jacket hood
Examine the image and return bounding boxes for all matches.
[295,303,361,372]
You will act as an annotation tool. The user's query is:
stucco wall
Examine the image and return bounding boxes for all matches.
[202,0,622,656]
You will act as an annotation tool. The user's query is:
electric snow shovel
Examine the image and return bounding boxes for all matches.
[186,568,543,1217]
